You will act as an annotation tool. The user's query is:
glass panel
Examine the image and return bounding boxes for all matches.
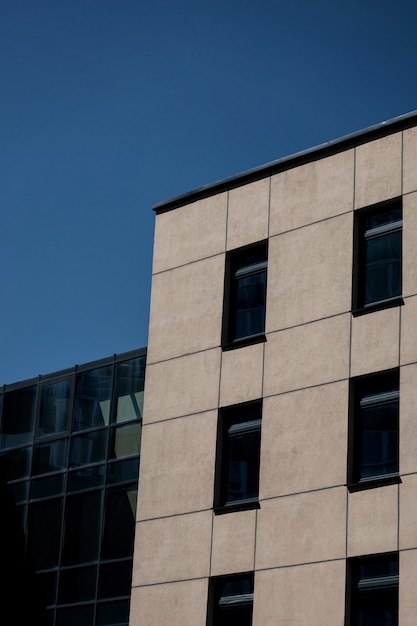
[55,604,94,626]
[9,480,29,503]
[70,429,108,467]
[109,423,141,460]
[67,464,105,492]
[37,571,58,608]
[0,386,37,448]
[216,574,254,626]
[114,357,145,424]
[102,485,137,560]
[98,560,133,599]
[58,565,97,603]
[27,497,63,570]
[226,427,261,502]
[366,206,401,230]
[38,380,71,438]
[33,439,68,475]
[96,600,130,625]
[234,271,266,340]
[31,474,65,499]
[62,491,102,565]
[360,399,398,479]
[364,230,401,305]
[0,446,31,480]
[107,458,139,485]
[73,366,113,432]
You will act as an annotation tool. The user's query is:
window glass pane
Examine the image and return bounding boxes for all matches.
[37,571,57,608]
[226,428,261,502]
[55,604,94,626]
[107,457,139,485]
[114,358,145,424]
[62,491,102,565]
[67,464,105,492]
[98,560,133,599]
[31,474,65,499]
[0,386,37,448]
[0,447,31,480]
[96,600,130,625]
[10,480,29,504]
[73,366,113,432]
[33,439,68,475]
[38,380,71,438]
[58,566,97,604]
[102,485,137,560]
[214,573,254,626]
[109,423,141,460]
[360,401,398,479]
[234,271,267,340]
[27,497,63,570]
[366,206,401,229]
[355,371,399,482]
[364,230,401,305]
[70,429,108,467]
[219,403,262,507]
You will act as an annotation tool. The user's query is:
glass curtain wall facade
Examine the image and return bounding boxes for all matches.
[0,348,145,626]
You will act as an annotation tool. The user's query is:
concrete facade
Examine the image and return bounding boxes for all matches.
[132,112,417,625]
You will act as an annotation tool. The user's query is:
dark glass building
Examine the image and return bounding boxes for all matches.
[0,348,146,626]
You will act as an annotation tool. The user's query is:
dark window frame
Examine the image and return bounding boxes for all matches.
[348,369,400,491]
[222,241,268,350]
[345,552,398,626]
[352,198,403,315]
[207,572,254,626]
[214,401,262,514]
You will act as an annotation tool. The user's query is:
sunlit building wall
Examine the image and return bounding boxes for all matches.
[132,111,417,625]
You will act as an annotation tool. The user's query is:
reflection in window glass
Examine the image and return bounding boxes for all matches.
[55,604,94,626]
[73,367,113,431]
[28,498,63,570]
[70,430,108,467]
[0,447,31,481]
[67,464,105,492]
[107,458,139,485]
[31,474,65,500]
[114,358,145,424]
[109,423,141,460]
[95,600,130,625]
[102,485,137,560]
[98,561,133,599]
[33,440,68,475]
[39,380,71,438]
[58,566,97,604]
[62,491,102,565]
[1,386,37,449]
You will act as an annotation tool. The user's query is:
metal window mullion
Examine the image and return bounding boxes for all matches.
[228,419,261,436]
[365,220,402,239]
[219,592,254,607]
[235,261,267,279]
[360,390,399,408]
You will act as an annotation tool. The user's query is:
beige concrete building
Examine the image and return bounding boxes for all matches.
[131,111,417,625]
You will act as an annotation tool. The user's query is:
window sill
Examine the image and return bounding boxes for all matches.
[214,498,260,515]
[347,473,401,492]
[352,296,404,317]
[222,333,266,352]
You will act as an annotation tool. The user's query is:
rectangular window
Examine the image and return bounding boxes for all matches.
[222,241,267,347]
[214,401,261,512]
[207,573,254,626]
[353,200,402,312]
[346,553,398,626]
[348,370,399,486]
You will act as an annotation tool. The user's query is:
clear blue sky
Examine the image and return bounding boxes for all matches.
[1,0,416,384]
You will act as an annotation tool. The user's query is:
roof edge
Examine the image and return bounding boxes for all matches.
[153,109,417,214]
